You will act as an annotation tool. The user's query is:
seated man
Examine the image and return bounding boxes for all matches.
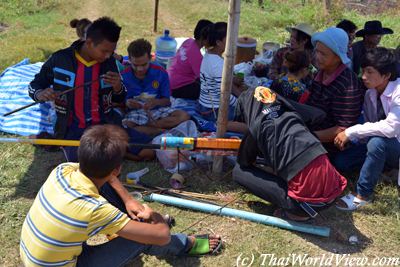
[334,48,400,211]
[306,27,365,173]
[20,124,222,267]
[28,17,125,162]
[233,86,347,221]
[121,39,189,136]
[352,20,394,76]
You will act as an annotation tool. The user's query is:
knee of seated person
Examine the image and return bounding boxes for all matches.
[176,110,190,121]
[367,136,387,153]
[232,164,243,182]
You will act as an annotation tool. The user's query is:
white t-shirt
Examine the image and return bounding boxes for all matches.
[198,53,237,108]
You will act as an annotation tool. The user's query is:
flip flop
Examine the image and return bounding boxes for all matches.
[273,209,314,223]
[335,193,371,211]
[188,234,223,256]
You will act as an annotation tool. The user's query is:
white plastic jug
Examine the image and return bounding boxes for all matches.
[155,29,177,69]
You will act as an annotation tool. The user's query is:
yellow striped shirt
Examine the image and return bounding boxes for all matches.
[20,163,130,267]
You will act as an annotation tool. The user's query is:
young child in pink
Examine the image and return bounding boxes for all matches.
[168,19,212,100]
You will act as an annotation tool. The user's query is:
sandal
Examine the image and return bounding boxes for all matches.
[335,193,371,211]
[188,234,223,256]
[273,209,314,223]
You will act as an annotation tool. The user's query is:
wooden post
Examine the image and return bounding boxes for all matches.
[212,0,241,175]
[153,0,159,33]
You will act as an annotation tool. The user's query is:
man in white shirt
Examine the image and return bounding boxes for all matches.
[334,48,399,211]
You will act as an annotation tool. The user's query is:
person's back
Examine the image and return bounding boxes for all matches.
[168,38,202,90]
[20,125,132,266]
[20,162,129,266]
[233,86,346,221]
[236,87,326,179]
[198,53,236,109]
[168,19,212,100]
[21,124,222,267]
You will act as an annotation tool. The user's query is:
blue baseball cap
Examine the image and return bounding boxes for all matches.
[312,27,350,65]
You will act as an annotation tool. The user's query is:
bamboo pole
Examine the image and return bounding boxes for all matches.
[153,0,159,32]
[212,0,241,175]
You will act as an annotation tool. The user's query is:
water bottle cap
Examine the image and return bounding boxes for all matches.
[164,29,170,36]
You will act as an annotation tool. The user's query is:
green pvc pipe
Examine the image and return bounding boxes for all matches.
[144,193,330,237]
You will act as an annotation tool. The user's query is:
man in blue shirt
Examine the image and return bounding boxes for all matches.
[121,39,189,136]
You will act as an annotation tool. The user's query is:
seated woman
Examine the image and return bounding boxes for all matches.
[197,22,244,123]
[268,23,315,81]
[334,48,400,211]
[233,86,347,221]
[270,50,311,103]
[168,19,213,100]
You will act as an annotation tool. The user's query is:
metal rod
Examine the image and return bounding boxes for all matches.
[3,78,100,117]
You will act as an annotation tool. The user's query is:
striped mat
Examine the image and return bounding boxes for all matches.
[0,59,55,136]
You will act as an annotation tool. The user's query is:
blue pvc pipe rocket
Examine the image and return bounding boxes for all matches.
[144,193,330,237]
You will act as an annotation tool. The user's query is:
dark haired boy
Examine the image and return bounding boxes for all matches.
[20,124,222,266]
[334,48,400,211]
[121,38,189,136]
[29,17,125,162]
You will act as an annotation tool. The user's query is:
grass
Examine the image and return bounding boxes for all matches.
[1,0,400,266]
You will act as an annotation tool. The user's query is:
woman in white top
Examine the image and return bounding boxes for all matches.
[197,22,243,122]
[334,48,400,211]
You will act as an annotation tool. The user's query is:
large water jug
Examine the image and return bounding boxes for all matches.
[155,29,177,69]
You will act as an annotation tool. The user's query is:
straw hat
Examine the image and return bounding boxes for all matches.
[286,23,315,37]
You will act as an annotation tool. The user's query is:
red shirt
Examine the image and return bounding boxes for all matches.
[71,52,101,129]
[288,154,347,203]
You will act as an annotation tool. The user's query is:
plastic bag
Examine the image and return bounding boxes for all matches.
[152,120,198,173]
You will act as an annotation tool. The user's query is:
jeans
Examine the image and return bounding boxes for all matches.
[330,143,367,173]
[356,137,400,198]
[76,183,190,267]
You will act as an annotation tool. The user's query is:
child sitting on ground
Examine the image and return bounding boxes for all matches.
[20,124,222,267]
[270,50,311,103]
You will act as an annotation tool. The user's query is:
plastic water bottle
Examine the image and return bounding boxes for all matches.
[155,29,177,69]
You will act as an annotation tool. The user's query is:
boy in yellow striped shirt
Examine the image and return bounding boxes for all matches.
[20,124,222,267]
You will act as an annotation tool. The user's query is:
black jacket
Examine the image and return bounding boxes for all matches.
[28,41,126,138]
[235,88,327,181]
